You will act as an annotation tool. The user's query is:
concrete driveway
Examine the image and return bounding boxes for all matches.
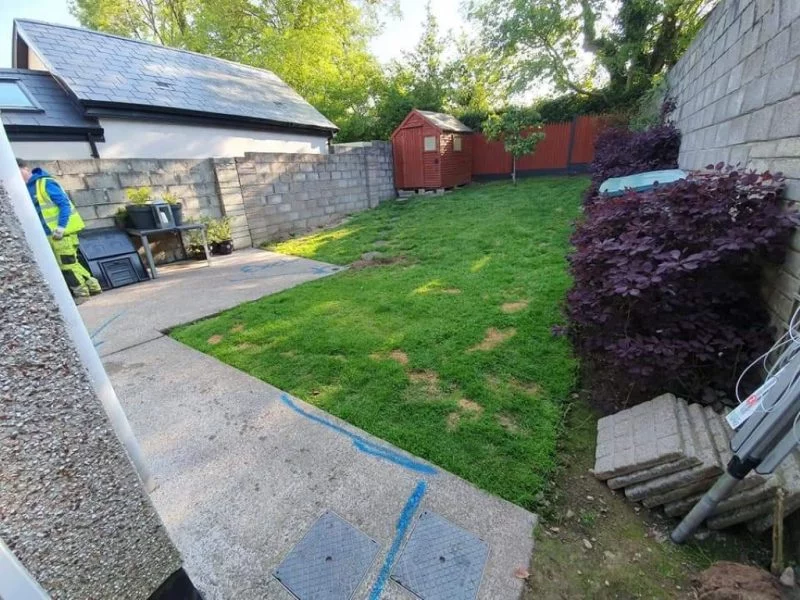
[80,248,537,600]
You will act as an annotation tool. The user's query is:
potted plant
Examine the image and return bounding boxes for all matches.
[161,191,183,226]
[114,207,129,229]
[208,216,234,255]
[125,187,157,229]
[182,218,207,260]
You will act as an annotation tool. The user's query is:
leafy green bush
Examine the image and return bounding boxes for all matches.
[206,216,233,242]
[126,187,151,205]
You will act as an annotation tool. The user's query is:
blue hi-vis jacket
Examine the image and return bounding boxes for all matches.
[26,168,71,235]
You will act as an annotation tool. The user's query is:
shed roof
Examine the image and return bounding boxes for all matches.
[417,110,472,133]
[0,69,101,135]
[13,19,338,133]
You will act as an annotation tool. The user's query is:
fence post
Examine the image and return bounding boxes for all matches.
[566,117,578,175]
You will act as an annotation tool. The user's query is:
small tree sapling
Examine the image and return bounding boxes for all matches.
[482,107,545,184]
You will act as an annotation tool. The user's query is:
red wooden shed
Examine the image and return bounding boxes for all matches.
[391,110,473,190]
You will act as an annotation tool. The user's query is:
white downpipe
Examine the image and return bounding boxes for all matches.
[0,123,155,492]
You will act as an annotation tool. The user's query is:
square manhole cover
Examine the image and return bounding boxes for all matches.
[273,511,380,600]
[390,511,489,600]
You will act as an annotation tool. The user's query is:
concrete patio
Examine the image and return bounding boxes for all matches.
[79,248,537,600]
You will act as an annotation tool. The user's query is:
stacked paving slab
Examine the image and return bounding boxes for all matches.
[593,394,800,533]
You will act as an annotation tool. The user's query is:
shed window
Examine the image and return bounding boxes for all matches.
[424,136,437,151]
[453,135,462,152]
[0,80,37,110]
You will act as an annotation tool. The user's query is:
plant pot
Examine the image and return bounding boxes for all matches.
[114,213,130,229]
[170,203,183,226]
[126,204,157,230]
[211,239,234,255]
[187,245,207,260]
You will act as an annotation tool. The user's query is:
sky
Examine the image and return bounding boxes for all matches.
[370,0,470,65]
[0,0,468,68]
[0,0,77,68]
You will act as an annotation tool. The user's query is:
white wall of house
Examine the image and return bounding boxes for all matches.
[27,49,47,71]
[11,140,93,160]
[96,119,329,158]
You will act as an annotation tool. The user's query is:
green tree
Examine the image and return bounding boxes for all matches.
[468,0,712,100]
[69,0,390,141]
[368,1,451,138]
[447,35,510,114]
[482,107,545,185]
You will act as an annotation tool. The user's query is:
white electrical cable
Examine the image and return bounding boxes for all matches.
[734,305,800,416]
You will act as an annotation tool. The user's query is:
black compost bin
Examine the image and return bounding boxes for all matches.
[78,228,149,289]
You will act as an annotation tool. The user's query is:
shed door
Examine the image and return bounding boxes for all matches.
[398,126,425,188]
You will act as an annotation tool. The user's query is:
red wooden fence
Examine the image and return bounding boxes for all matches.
[472,114,612,178]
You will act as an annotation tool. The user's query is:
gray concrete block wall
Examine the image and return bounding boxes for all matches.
[27,142,395,257]
[669,0,800,328]
[239,142,396,245]
[28,157,224,263]
[0,183,181,598]
[212,158,253,250]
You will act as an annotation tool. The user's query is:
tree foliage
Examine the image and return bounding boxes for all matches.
[482,107,545,184]
[468,0,712,101]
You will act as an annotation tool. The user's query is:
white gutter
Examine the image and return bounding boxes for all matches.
[0,122,155,492]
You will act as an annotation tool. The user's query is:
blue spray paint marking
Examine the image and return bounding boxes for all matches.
[90,311,126,347]
[311,265,340,275]
[230,262,339,282]
[279,394,436,475]
[240,260,292,273]
[368,480,427,600]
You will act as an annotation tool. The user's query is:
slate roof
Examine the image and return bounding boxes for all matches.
[417,110,472,133]
[0,69,101,133]
[13,19,338,133]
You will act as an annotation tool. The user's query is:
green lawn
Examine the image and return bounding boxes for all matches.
[172,177,586,508]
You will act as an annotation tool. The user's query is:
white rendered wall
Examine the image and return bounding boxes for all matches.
[97,119,329,158]
[11,140,94,160]
[27,49,47,71]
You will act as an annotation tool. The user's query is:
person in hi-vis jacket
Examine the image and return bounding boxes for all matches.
[18,158,101,302]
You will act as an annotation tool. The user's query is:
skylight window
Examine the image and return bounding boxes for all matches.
[0,80,37,110]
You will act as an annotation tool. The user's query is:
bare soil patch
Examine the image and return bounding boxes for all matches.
[447,399,484,431]
[458,398,483,414]
[231,324,245,333]
[511,378,542,396]
[501,300,529,313]
[236,343,256,351]
[497,413,521,433]
[446,412,461,431]
[207,334,224,345]
[389,350,409,365]
[692,562,782,600]
[468,327,517,352]
[409,370,440,394]
[350,252,407,270]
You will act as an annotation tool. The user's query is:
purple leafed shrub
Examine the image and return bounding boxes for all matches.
[585,123,681,204]
[568,165,795,412]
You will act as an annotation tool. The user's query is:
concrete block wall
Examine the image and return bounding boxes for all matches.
[0,183,182,598]
[668,0,800,328]
[28,157,225,263]
[238,142,395,245]
[26,141,394,260]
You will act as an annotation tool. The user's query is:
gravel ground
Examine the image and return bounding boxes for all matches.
[0,183,181,599]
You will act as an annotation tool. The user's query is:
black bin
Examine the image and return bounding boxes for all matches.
[78,228,149,290]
